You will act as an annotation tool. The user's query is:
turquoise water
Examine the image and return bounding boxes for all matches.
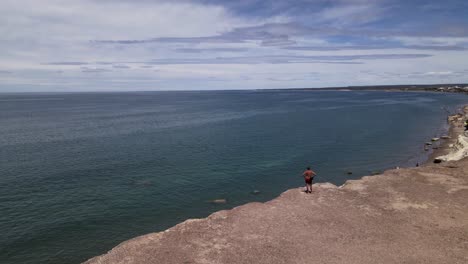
[0,90,466,263]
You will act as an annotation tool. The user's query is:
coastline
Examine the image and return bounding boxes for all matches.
[84,105,468,264]
[427,105,468,163]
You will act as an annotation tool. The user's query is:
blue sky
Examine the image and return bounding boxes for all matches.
[1,0,468,92]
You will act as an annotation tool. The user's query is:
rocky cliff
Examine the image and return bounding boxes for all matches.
[85,156,468,264]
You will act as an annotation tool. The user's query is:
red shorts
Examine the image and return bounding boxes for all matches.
[305,177,313,184]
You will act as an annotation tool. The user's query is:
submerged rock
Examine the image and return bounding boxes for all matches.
[130,180,153,187]
[210,199,227,204]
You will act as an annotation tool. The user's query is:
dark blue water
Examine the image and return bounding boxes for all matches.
[0,90,466,263]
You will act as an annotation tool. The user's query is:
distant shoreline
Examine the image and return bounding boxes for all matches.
[1,83,468,94]
[279,84,468,94]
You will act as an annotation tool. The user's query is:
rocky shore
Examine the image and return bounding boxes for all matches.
[432,106,468,162]
[84,106,468,264]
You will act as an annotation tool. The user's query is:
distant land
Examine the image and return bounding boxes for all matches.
[287,84,468,94]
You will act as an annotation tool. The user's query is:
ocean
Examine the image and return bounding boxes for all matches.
[0,90,466,263]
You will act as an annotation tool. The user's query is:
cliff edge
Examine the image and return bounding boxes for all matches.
[85,157,468,264]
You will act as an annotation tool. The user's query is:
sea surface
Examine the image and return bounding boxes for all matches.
[0,90,466,264]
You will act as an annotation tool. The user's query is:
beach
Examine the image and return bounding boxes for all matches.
[84,106,468,264]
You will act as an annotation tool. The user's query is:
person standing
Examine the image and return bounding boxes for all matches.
[302,167,317,193]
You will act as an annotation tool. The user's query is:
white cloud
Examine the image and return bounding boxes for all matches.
[0,0,248,40]
[0,0,467,92]
[315,3,385,26]
[0,0,261,68]
[388,36,468,46]
[422,71,454,76]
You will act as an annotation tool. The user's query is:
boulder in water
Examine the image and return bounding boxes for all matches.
[211,199,227,204]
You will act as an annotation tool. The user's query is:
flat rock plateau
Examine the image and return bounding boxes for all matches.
[85,106,468,264]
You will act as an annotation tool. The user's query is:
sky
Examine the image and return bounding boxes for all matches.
[1,0,468,92]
